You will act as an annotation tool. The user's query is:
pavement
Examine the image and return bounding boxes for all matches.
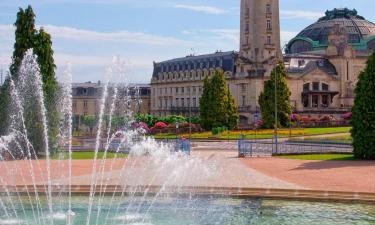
[1,138,374,194]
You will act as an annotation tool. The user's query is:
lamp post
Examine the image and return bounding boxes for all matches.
[274,63,278,154]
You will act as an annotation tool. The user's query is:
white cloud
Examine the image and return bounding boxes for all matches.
[174,4,227,15]
[281,10,324,20]
[0,24,190,46]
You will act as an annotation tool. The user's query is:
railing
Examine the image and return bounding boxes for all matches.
[238,139,353,157]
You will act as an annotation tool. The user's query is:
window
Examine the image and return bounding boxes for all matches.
[181,87,184,93]
[193,86,196,94]
[312,82,320,91]
[242,96,246,106]
[175,98,179,107]
[241,83,246,92]
[303,83,310,92]
[73,101,77,110]
[267,20,272,30]
[312,95,319,108]
[321,95,329,108]
[245,23,249,33]
[181,98,185,107]
[266,4,271,13]
[187,98,190,107]
[302,95,309,108]
[267,36,271,45]
[83,100,88,109]
[193,98,197,107]
[322,83,329,91]
[176,87,179,94]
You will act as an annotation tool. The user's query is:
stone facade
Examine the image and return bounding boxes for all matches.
[150,3,375,128]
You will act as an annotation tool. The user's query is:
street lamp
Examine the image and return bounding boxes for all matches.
[274,63,278,154]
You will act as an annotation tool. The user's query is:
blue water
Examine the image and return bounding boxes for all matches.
[1,195,375,225]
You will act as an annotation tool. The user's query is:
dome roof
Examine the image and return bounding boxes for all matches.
[286,8,375,54]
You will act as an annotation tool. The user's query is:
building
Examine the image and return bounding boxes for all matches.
[150,51,238,117]
[150,0,375,127]
[72,82,150,129]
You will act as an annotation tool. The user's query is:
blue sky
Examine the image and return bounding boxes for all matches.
[1,0,375,83]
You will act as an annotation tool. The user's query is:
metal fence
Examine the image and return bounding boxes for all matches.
[238,139,353,157]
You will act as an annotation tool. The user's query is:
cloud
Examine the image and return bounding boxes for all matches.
[174,4,227,15]
[0,24,190,46]
[281,10,324,20]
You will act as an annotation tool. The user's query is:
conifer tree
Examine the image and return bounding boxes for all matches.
[351,52,375,159]
[259,63,292,129]
[0,6,59,155]
[200,70,238,130]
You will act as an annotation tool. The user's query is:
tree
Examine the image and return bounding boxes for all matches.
[34,28,59,152]
[351,52,375,159]
[0,6,59,155]
[200,70,238,130]
[0,6,36,135]
[81,115,98,135]
[259,63,292,129]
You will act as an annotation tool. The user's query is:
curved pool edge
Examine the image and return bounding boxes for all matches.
[1,185,375,203]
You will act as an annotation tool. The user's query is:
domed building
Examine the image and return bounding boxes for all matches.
[150,2,375,128]
[283,8,375,114]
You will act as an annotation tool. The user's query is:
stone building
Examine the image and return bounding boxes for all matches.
[150,1,375,127]
[72,82,150,129]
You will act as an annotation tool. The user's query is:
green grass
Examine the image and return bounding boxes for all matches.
[302,134,352,144]
[50,151,127,160]
[303,127,351,135]
[278,154,356,161]
[153,127,352,140]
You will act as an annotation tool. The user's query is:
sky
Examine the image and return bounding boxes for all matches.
[0,0,375,84]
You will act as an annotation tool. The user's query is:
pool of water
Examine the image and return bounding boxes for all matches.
[1,195,375,225]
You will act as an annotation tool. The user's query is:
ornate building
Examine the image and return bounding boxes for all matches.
[150,1,375,127]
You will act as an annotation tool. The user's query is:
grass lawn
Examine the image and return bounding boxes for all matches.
[51,151,127,160]
[277,154,356,161]
[301,134,352,144]
[303,127,351,135]
[153,127,351,140]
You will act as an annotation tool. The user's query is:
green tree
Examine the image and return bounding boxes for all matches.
[351,52,375,159]
[0,6,36,135]
[34,28,59,152]
[81,115,98,135]
[259,63,292,129]
[0,6,59,155]
[200,70,238,130]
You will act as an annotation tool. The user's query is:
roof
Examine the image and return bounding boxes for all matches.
[155,51,237,64]
[299,8,375,45]
[286,8,375,54]
[284,55,338,76]
[152,51,238,78]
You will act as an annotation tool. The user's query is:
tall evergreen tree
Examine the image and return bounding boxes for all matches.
[258,63,292,129]
[200,70,238,130]
[34,28,59,152]
[351,52,375,159]
[0,6,36,134]
[0,6,59,155]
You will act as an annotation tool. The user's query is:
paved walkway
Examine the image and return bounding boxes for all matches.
[0,150,300,190]
[241,157,375,193]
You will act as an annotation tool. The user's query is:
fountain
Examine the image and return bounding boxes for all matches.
[1,49,375,225]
